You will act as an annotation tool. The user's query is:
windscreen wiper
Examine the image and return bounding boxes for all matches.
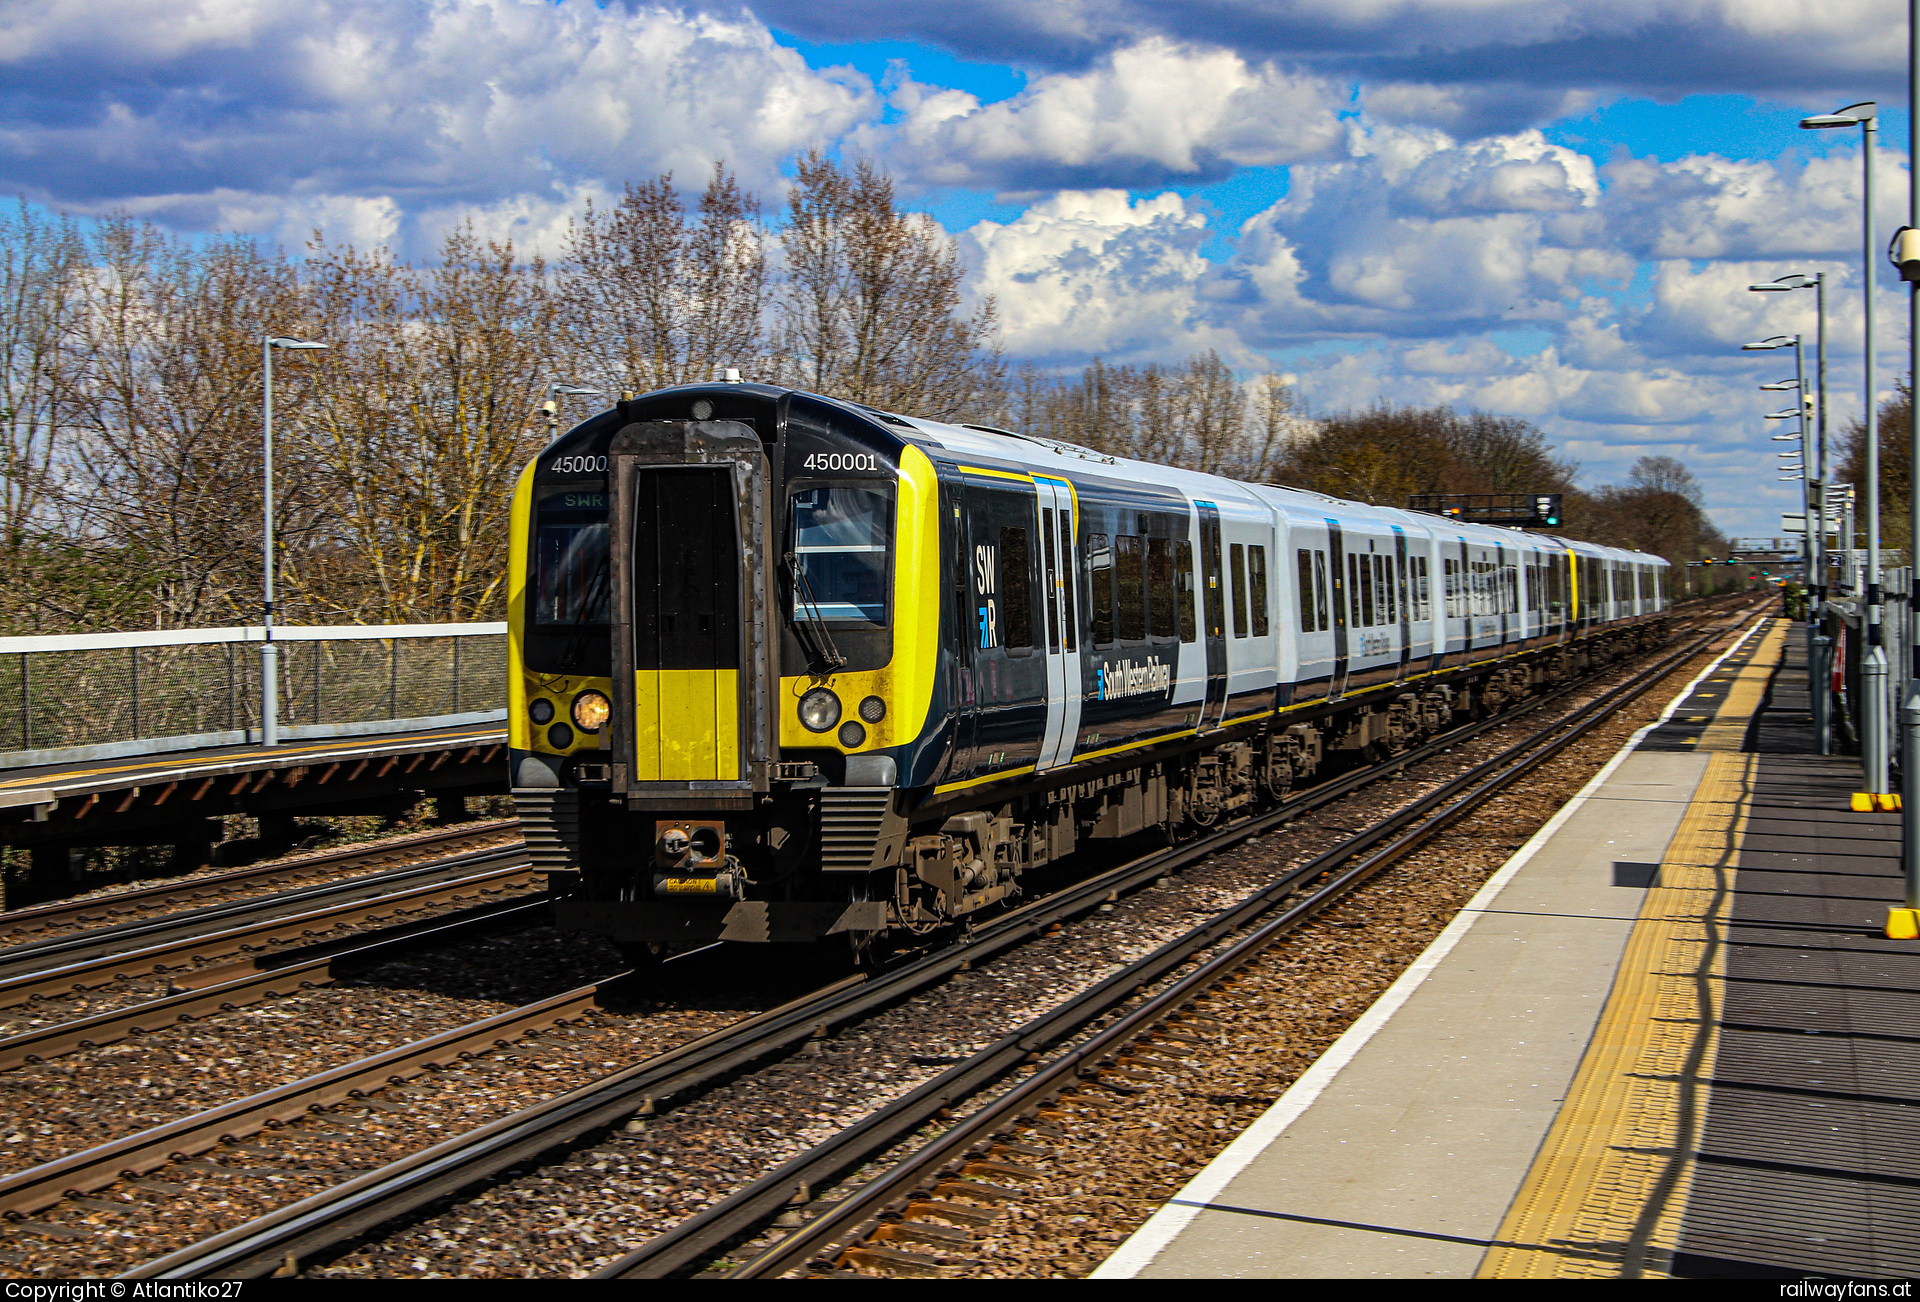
[785,550,847,675]
[558,551,610,670]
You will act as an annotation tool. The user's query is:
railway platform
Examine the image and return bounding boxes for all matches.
[0,723,508,900]
[1095,614,1920,1278]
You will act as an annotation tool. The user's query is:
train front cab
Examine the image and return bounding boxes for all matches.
[509,386,955,953]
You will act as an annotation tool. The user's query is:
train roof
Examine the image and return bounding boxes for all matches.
[569,382,1666,570]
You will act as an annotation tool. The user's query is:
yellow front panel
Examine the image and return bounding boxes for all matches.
[777,445,942,754]
[639,669,739,781]
[631,669,662,779]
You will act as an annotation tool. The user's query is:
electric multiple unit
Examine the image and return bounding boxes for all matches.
[508,382,1669,960]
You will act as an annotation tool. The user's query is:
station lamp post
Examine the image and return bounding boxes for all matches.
[1745,335,1821,742]
[1800,101,1888,795]
[1892,11,1920,933]
[1750,273,1833,752]
[261,336,328,747]
[543,382,603,440]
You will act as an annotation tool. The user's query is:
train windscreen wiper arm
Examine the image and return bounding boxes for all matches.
[785,551,847,674]
[558,554,611,670]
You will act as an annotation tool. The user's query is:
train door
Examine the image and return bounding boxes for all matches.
[608,420,773,797]
[1326,517,1350,697]
[1392,526,1412,682]
[1495,542,1508,645]
[1036,477,1082,771]
[964,478,1047,776]
[1196,502,1229,729]
[938,463,977,779]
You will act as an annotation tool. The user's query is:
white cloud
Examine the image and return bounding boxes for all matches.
[0,0,876,254]
[1223,124,1626,335]
[961,189,1236,360]
[859,38,1344,192]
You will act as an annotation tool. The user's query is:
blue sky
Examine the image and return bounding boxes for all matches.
[4,0,1915,537]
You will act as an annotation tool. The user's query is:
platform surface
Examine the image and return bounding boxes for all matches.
[1097,613,1909,1279]
[0,721,506,811]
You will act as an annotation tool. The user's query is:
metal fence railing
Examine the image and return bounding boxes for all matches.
[0,623,506,771]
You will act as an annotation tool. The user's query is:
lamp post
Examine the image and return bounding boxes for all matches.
[1892,8,1920,934]
[261,336,327,747]
[1801,101,1886,792]
[1751,273,1833,751]
[1745,337,1817,730]
[542,382,603,441]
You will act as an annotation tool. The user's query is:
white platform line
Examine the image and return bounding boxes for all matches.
[1089,615,1768,1278]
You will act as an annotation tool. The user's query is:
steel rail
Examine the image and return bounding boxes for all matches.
[0,837,525,981]
[0,820,518,948]
[0,967,623,1220]
[0,896,550,1071]
[699,609,1776,1279]
[0,851,536,1008]
[121,607,1762,1281]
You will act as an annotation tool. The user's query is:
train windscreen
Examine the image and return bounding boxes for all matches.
[533,490,611,628]
[788,482,893,627]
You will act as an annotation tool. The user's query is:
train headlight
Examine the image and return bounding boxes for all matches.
[859,696,885,723]
[529,697,555,725]
[799,688,841,732]
[571,690,610,732]
[547,722,575,750]
[838,721,866,748]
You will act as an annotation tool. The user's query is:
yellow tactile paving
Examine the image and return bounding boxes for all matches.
[1694,622,1786,752]
[1477,624,1784,1279]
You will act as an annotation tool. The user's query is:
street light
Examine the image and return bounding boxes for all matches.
[1801,101,1887,791]
[1758,278,1827,756]
[261,336,327,747]
[1746,330,1829,748]
[542,382,603,440]
[1905,9,1920,933]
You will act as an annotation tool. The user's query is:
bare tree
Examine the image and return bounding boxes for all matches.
[1273,402,1575,507]
[1839,380,1912,552]
[559,164,765,395]
[61,218,309,628]
[0,204,85,557]
[301,224,555,622]
[775,151,1002,419]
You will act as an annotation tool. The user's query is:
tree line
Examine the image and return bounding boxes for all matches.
[0,154,1726,635]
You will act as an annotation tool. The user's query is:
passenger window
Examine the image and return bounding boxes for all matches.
[1355,554,1373,627]
[1041,508,1060,652]
[999,526,1033,649]
[1116,535,1146,641]
[1314,551,1329,630]
[1230,543,1249,638]
[1059,510,1077,651]
[1148,537,1176,638]
[1296,548,1316,632]
[1249,545,1270,638]
[1090,533,1114,645]
[1175,539,1198,643]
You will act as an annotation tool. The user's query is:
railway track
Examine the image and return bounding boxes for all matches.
[0,820,520,950]
[0,825,543,1081]
[78,598,1764,1280]
[0,849,538,1008]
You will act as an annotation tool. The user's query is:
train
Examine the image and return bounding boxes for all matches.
[506,381,1670,961]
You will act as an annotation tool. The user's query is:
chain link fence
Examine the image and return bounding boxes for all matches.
[0,623,506,769]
